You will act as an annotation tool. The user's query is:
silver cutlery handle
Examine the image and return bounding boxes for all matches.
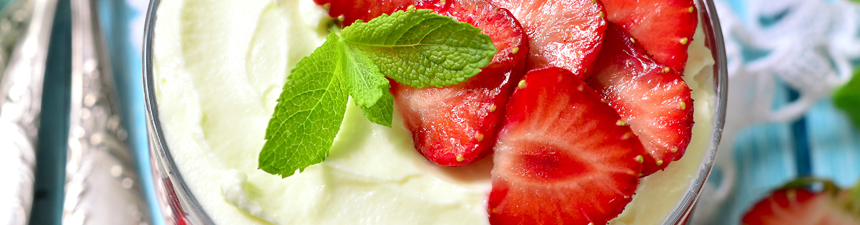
[0,0,57,224]
[63,0,151,224]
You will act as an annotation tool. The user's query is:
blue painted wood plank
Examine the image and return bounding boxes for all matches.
[97,0,163,223]
[708,81,798,225]
[807,99,860,187]
[29,0,70,224]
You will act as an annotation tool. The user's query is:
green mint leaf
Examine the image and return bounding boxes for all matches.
[259,33,349,177]
[359,90,394,127]
[341,43,388,108]
[834,67,860,128]
[260,10,496,177]
[341,9,497,88]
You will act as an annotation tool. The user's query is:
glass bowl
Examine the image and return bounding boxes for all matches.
[142,0,728,224]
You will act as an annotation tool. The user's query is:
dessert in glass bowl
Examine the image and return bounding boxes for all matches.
[143,0,727,223]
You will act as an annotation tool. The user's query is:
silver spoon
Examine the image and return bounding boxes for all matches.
[62,0,151,224]
[0,0,57,224]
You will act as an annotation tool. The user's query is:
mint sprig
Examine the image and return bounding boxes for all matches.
[258,34,349,177]
[259,9,497,177]
[342,9,497,88]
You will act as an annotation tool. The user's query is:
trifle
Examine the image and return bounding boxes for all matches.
[143,0,726,223]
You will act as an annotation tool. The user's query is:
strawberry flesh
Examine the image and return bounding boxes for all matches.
[489,0,607,79]
[314,0,413,26]
[489,68,644,225]
[588,23,694,175]
[390,0,529,166]
[742,188,860,225]
[602,0,698,73]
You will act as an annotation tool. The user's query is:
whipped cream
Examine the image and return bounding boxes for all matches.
[152,0,716,224]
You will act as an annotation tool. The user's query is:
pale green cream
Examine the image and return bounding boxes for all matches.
[153,0,716,224]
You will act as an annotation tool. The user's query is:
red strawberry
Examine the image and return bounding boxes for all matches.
[488,0,607,80]
[488,68,644,225]
[602,0,698,73]
[742,178,860,225]
[390,0,529,166]
[313,0,412,26]
[588,23,694,175]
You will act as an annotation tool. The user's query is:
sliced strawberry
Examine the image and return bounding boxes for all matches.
[742,178,860,225]
[489,0,606,80]
[390,0,529,166]
[488,68,644,225]
[588,23,694,175]
[314,0,412,26]
[602,0,697,73]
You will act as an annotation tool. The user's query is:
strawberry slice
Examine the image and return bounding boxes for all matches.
[390,0,529,166]
[489,0,607,79]
[313,0,412,26]
[488,68,644,225]
[602,0,698,73]
[588,23,694,175]
[742,178,860,225]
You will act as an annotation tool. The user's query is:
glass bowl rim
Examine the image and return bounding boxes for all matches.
[140,0,729,223]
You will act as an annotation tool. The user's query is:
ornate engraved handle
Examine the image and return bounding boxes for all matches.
[0,0,57,224]
[62,0,151,224]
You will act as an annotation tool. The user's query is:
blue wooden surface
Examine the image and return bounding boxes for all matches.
[96,0,161,222]
[28,0,70,224]
[705,1,860,224]
[21,0,860,224]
